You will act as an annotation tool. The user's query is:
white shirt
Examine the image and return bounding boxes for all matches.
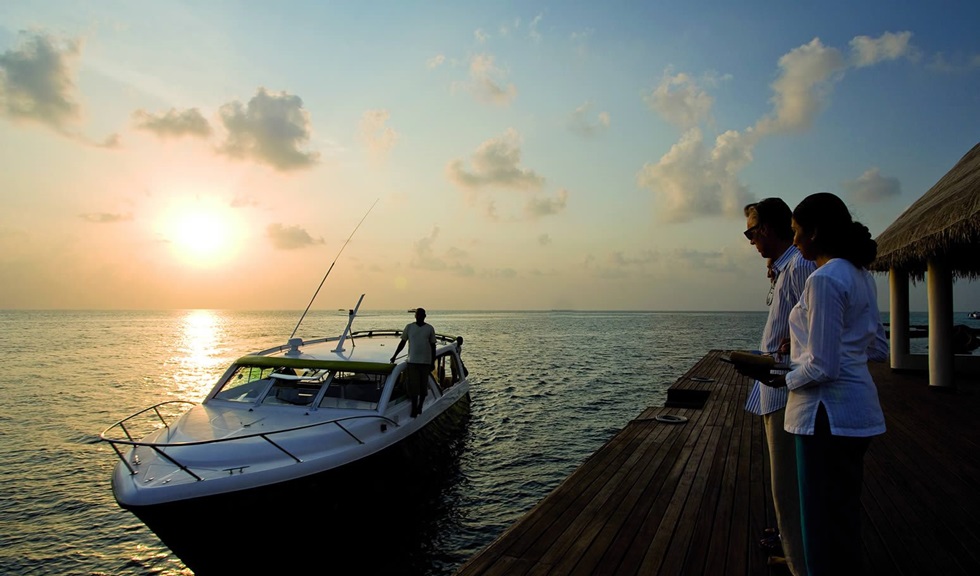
[783,258,889,436]
[401,322,436,364]
[744,245,815,416]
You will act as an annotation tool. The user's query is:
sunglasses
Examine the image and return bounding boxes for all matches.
[743,224,761,240]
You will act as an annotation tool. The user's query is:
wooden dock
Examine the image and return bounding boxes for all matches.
[455,349,980,575]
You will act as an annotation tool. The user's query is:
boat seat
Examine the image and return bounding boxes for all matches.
[272,385,317,406]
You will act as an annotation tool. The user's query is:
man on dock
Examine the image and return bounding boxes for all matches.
[743,198,816,576]
[390,307,437,418]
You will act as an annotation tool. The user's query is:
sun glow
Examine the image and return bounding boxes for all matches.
[159,196,242,265]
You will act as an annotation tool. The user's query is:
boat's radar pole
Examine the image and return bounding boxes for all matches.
[333,293,365,353]
[288,199,378,341]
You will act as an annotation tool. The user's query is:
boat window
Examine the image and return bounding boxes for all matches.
[389,371,408,405]
[318,370,386,410]
[212,365,275,402]
[436,353,461,390]
[262,366,327,407]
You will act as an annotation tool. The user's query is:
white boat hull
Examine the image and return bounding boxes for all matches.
[112,381,470,508]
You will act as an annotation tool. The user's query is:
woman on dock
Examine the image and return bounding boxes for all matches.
[757,192,888,576]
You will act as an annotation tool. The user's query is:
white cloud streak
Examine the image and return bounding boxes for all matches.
[850,31,916,68]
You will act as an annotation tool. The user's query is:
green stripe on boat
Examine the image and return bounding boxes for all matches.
[234,355,395,373]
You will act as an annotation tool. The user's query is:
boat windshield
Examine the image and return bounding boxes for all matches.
[212,364,327,405]
[212,363,392,410]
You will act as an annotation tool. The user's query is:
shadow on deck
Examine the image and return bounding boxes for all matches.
[455,349,980,575]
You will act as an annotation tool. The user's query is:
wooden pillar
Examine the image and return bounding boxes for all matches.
[888,269,911,369]
[927,258,954,387]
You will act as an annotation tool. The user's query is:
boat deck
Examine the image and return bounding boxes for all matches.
[455,349,980,575]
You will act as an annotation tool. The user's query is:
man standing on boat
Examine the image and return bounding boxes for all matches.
[743,198,816,576]
[391,308,437,418]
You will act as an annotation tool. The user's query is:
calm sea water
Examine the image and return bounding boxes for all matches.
[0,308,949,575]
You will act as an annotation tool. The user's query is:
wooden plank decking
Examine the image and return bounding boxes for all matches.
[455,349,980,576]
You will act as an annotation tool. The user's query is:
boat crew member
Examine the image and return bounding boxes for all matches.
[390,307,436,418]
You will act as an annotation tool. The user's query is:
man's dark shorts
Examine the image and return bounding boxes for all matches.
[406,363,430,397]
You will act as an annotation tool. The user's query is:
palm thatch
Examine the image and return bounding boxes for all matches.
[870,142,980,280]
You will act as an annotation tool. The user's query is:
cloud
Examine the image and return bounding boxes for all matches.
[525,189,568,219]
[132,107,212,138]
[426,54,446,69]
[637,127,755,222]
[447,128,545,190]
[410,227,474,276]
[218,88,319,171]
[266,223,324,250]
[755,38,846,135]
[584,249,661,279]
[528,14,544,43]
[230,193,260,208]
[639,33,914,223]
[850,31,916,68]
[481,268,517,279]
[78,212,133,223]
[359,109,398,161]
[927,51,980,72]
[537,233,552,246]
[645,70,715,130]
[570,29,594,56]
[0,31,81,131]
[568,101,610,137]
[99,133,121,148]
[474,29,490,44]
[463,53,517,106]
[843,167,901,202]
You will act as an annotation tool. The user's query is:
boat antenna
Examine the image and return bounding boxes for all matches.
[289,198,378,339]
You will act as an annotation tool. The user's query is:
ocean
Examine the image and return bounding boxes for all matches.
[0,308,948,575]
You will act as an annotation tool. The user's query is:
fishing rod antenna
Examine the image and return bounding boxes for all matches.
[289,198,379,339]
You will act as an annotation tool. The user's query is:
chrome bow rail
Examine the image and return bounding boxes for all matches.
[99,400,399,480]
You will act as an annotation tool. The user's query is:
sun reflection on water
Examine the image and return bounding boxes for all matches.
[171,310,228,400]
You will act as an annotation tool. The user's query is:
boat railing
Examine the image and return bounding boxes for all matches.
[99,401,400,479]
[250,329,461,356]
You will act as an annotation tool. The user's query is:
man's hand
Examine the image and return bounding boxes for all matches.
[777,338,791,355]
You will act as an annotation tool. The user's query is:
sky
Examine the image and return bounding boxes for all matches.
[1,1,979,312]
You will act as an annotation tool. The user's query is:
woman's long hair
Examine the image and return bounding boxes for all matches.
[792,192,877,268]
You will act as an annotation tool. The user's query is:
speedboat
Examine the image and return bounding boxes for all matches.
[100,295,471,513]
[969,311,980,320]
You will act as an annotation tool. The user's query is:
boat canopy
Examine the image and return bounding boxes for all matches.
[234,355,395,374]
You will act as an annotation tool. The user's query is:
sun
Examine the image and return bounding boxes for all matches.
[159,197,241,265]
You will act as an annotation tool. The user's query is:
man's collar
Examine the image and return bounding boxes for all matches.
[771,244,798,272]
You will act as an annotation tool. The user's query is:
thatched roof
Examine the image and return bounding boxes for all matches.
[871,141,980,280]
